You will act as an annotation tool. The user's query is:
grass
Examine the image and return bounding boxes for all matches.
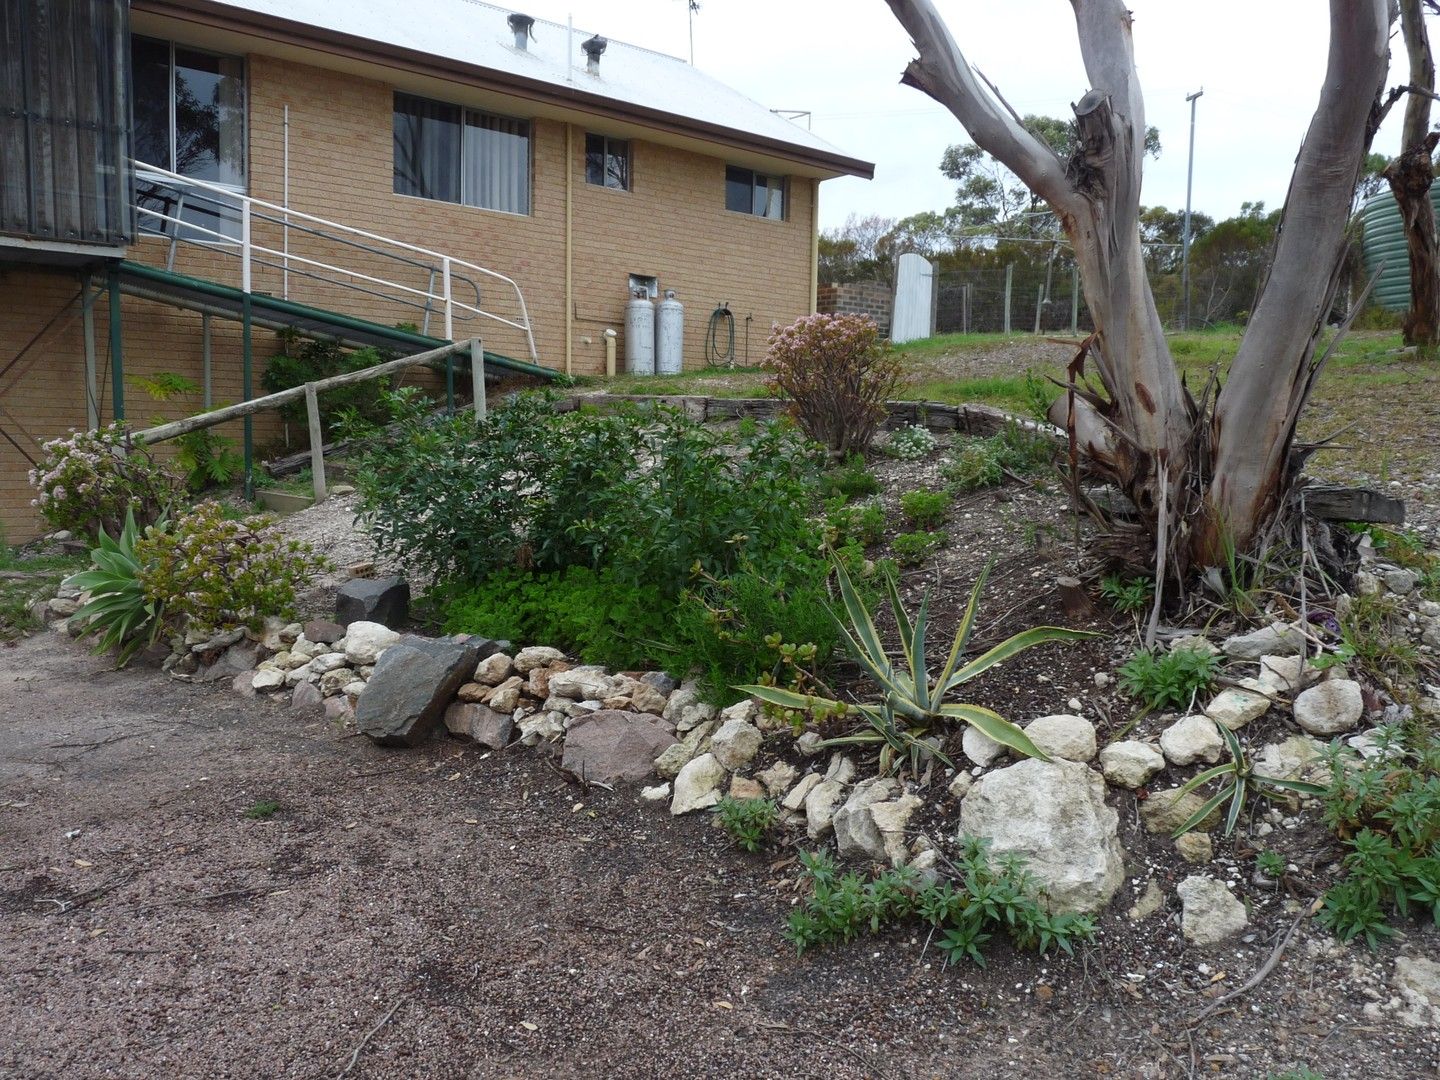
[0,542,88,643]
[245,799,282,820]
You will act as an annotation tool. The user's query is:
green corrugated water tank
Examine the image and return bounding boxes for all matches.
[1361,187,1440,310]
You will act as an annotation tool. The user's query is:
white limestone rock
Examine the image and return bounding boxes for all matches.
[1098,740,1166,789]
[1160,714,1224,767]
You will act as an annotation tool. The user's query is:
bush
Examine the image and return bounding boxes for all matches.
[943,441,1004,492]
[884,423,938,460]
[262,332,401,437]
[820,453,881,501]
[29,424,183,537]
[135,501,327,632]
[892,529,945,567]
[1117,646,1220,712]
[826,498,886,548]
[764,313,900,456]
[943,425,1054,494]
[899,489,950,530]
[442,566,670,671]
[1317,724,1440,947]
[132,372,242,492]
[355,394,825,596]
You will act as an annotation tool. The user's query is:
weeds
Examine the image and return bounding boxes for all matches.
[899,490,950,530]
[1099,574,1153,614]
[783,839,1095,965]
[821,453,882,502]
[892,530,946,567]
[1117,646,1221,713]
[714,796,778,852]
[245,799,282,820]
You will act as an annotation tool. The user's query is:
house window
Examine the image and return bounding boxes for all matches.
[131,35,247,238]
[725,165,785,220]
[585,133,630,190]
[393,93,531,215]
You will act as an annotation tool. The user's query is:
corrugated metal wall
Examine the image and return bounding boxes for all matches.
[1361,187,1440,311]
[0,0,132,247]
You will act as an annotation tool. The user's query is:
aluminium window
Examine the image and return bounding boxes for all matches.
[585,133,630,191]
[131,35,247,239]
[393,92,531,215]
[724,165,785,220]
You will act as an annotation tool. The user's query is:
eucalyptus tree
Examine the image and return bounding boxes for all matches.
[882,0,1391,576]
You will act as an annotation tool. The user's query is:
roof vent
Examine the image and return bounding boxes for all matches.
[581,35,607,75]
[508,13,535,50]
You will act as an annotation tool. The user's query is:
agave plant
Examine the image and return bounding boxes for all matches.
[738,556,1097,772]
[1172,719,1328,837]
[65,508,165,667]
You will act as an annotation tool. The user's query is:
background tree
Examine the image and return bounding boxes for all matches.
[881,0,1390,576]
[1382,0,1440,350]
[818,213,896,283]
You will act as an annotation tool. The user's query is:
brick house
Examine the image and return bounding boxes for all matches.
[0,0,872,540]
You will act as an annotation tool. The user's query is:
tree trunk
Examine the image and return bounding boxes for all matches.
[1385,0,1440,350]
[883,0,1391,568]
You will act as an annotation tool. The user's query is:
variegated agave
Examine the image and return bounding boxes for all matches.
[1171,719,1328,837]
[738,556,1097,774]
[65,508,166,667]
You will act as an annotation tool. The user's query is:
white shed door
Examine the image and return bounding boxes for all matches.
[891,252,934,344]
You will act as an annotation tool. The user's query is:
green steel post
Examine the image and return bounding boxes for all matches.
[446,351,455,415]
[242,293,254,499]
[107,265,124,421]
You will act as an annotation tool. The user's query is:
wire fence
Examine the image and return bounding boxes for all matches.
[935,263,1093,335]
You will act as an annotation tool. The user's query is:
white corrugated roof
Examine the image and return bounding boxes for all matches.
[199,0,870,174]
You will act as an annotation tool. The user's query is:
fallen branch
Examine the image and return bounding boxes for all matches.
[336,999,402,1078]
[1189,904,1315,1025]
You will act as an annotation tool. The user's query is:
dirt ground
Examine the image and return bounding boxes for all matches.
[3,632,1438,1080]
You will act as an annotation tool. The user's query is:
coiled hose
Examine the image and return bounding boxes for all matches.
[705,303,736,368]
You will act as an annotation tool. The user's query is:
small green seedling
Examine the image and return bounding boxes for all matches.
[245,799,282,820]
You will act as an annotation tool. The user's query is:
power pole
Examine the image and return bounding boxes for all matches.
[686,1,699,65]
[1181,88,1204,331]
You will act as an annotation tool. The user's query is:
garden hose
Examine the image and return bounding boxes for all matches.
[706,303,736,368]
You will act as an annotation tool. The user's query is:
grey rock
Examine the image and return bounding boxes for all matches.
[1140,787,1220,835]
[514,646,565,673]
[474,652,515,686]
[670,753,727,815]
[673,701,719,734]
[804,779,847,839]
[959,759,1124,915]
[710,719,763,770]
[825,753,857,784]
[1023,714,1097,762]
[962,725,1007,768]
[782,772,822,811]
[231,671,257,698]
[1293,679,1364,735]
[291,681,323,711]
[1205,687,1271,730]
[561,710,677,784]
[1256,654,1309,695]
[1392,956,1440,1028]
[319,666,355,697]
[1384,568,1420,595]
[323,697,352,723]
[251,667,286,692]
[355,635,480,748]
[1254,735,1329,782]
[1175,832,1213,864]
[1098,740,1165,789]
[336,575,410,628]
[757,760,797,798]
[443,702,513,749]
[639,671,679,696]
[628,681,669,715]
[343,622,401,666]
[1177,875,1248,945]
[303,619,345,645]
[834,780,919,866]
[1222,622,1305,659]
[653,720,714,780]
[1160,715,1224,767]
[548,665,615,702]
[795,731,824,756]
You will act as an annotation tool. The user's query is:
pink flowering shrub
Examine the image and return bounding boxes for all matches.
[135,501,329,632]
[29,424,182,538]
[764,314,900,456]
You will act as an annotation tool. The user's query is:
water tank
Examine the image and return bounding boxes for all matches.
[1360,186,1440,311]
[656,290,684,374]
[624,290,655,375]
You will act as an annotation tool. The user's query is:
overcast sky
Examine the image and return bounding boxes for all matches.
[507,0,1414,231]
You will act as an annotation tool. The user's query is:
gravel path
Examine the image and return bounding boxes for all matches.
[2,633,1436,1079]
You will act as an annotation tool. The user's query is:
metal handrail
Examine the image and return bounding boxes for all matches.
[130,160,538,362]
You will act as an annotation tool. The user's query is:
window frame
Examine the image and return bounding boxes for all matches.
[584,132,631,192]
[131,35,248,241]
[724,165,787,221]
[393,91,533,216]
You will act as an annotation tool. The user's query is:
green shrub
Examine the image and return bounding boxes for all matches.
[66,508,165,666]
[135,501,328,632]
[899,489,950,530]
[783,839,1095,965]
[765,313,900,455]
[821,453,881,501]
[884,423,938,460]
[262,332,401,437]
[943,441,1004,492]
[1317,725,1440,947]
[355,394,825,596]
[892,529,945,567]
[133,372,242,492]
[825,498,886,548]
[442,566,670,671]
[29,424,183,538]
[1116,646,1220,712]
[991,421,1055,473]
[714,796,778,852]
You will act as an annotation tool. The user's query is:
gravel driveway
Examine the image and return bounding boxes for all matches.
[2,632,1434,1079]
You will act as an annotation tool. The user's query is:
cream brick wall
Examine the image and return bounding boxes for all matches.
[0,48,820,540]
